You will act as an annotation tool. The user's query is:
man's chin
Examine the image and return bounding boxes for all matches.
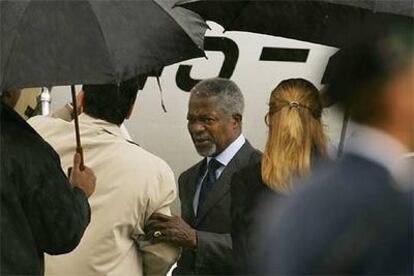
[195,145,217,157]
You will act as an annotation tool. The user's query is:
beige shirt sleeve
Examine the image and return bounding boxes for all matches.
[134,161,180,276]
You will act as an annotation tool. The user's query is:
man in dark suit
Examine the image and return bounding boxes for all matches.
[147,77,261,275]
[257,24,413,275]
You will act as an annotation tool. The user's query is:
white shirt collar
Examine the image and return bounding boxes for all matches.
[207,134,246,166]
[346,122,412,190]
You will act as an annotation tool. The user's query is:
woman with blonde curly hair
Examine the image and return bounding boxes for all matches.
[231,78,329,273]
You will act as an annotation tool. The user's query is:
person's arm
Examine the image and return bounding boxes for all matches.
[136,162,180,275]
[147,172,233,272]
[22,143,95,254]
[146,212,233,271]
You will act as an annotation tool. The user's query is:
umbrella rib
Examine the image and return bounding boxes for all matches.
[153,0,207,53]
[85,0,117,83]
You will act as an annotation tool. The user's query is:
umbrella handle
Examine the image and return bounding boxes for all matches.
[71,85,85,170]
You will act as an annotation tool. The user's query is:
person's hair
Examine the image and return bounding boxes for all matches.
[1,88,21,108]
[327,22,413,125]
[83,79,139,125]
[261,78,328,192]
[191,77,244,117]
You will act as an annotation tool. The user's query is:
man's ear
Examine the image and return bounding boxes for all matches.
[233,114,242,129]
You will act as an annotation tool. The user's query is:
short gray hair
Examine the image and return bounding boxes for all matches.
[191,77,244,116]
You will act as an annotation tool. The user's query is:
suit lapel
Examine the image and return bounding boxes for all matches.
[183,160,204,226]
[195,142,254,226]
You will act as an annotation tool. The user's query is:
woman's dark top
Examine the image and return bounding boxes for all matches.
[230,162,286,274]
[231,157,331,274]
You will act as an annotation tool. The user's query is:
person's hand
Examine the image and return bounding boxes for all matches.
[145,213,197,248]
[69,153,96,197]
[75,90,84,113]
[65,90,85,117]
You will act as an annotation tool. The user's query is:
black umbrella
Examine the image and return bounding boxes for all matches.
[177,0,413,47]
[179,0,413,158]
[1,0,207,89]
[1,0,208,168]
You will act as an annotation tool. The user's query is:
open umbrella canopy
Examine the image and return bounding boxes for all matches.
[177,0,413,47]
[322,0,413,17]
[1,0,208,90]
[1,0,208,170]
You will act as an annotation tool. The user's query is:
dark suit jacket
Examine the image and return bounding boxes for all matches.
[257,154,413,275]
[0,103,90,276]
[231,162,284,275]
[174,141,261,275]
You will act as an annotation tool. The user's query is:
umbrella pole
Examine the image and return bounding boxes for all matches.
[70,85,85,170]
[336,108,350,159]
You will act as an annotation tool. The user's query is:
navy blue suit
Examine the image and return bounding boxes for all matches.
[257,154,413,275]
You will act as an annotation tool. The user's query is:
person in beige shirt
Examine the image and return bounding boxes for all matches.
[29,79,179,276]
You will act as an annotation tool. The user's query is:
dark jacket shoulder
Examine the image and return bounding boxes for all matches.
[257,154,412,275]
